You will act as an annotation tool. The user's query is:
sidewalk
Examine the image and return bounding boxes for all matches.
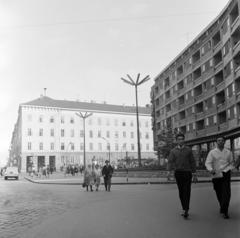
[24,171,240,185]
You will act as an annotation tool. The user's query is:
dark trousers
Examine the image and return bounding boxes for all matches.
[212,171,231,214]
[104,177,111,191]
[174,171,192,211]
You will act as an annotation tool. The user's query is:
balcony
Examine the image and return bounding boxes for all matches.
[235,65,240,79]
[228,118,238,129]
[219,122,228,131]
[215,81,225,92]
[206,125,218,135]
[214,61,223,72]
[196,129,206,137]
[217,102,226,112]
[185,132,196,141]
[195,112,205,120]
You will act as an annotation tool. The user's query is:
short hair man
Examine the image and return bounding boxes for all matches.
[167,133,197,219]
[102,160,114,192]
[205,136,235,219]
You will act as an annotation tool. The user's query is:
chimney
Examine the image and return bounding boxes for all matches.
[44,88,47,96]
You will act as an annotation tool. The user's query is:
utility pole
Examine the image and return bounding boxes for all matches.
[121,74,150,167]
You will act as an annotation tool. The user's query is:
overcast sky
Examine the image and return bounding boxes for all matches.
[0,0,229,165]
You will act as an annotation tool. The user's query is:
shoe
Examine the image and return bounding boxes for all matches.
[183,210,189,219]
[223,213,229,219]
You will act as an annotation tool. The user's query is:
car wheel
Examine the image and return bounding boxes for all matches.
[4,177,7,180]
[16,177,19,180]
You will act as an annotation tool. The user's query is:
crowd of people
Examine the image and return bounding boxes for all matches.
[83,160,114,192]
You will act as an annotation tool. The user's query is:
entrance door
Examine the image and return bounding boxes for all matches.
[38,156,45,171]
[26,156,33,172]
[49,156,56,171]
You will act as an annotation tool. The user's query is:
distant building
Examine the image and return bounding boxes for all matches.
[9,96,156,172]
[151,0,240,163]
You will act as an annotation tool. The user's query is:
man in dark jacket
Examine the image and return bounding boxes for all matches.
[167,133,197,219]
[102,160,114,191]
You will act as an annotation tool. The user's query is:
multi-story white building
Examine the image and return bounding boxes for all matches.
[9,96,156,172]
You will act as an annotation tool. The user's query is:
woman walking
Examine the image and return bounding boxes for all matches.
[83,164,94,191]
[93,164,101,191]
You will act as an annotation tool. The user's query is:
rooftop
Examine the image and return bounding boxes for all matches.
[21,96,151,115]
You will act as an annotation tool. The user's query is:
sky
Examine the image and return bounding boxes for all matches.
[0,0,229,165]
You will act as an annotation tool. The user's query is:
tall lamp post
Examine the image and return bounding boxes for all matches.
[76,112,93,169]
[101,137,111,163]
[121,74,150,167]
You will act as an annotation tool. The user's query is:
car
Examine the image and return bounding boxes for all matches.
[4,167,19,180]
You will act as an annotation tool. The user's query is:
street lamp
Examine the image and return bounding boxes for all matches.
[121,73,150,167]
[101,137,111,163]
[76,112,93,169]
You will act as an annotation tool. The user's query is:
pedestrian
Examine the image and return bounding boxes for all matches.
[205,135,235,219]
[83,164,94,192]
[102,160,114,192]
[93,164,101,191]
[167,132,197,219]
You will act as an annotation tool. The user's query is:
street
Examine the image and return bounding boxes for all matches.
[0,177,239,238]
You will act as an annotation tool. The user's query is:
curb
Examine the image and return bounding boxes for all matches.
[24,177,240,185]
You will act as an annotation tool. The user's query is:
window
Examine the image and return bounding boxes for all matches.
[130,121,134,127]
[106,131,110,138]
[71,129,74,137]
[50,129,54,137]
[123,131,126,138]
[122,121,126,126]
[213,115,217,124]
[80,130,84,137]
[131,132,134,138]
[98,143,102,151]
[115,143,119,151]
[98,131,101,138]
[39,142,43,150]
[146,144,149,151]
[61,143,65,150]
[89,143,93,151]
[80,143,84,151]
[50,116,54,123]
[50,143,54,150]
[61,116,64,123]
[39,128,43,136]
[114,119,118,126]
[89,130,93,138]
[145,133,149,139]
[131,144,135,151]
[115,131,119,138]
[71,143,74,151]
[98,118,101,125]
[70,117,74,124]
[145,121,149,127]
[39,116,43,123]
[27,142,31,150]
[106,118,110,126]
[61,129,65,137]
[88,119,92,125]
[27,128,32,136]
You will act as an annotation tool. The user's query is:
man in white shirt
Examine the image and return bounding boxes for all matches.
[205,136,235,219]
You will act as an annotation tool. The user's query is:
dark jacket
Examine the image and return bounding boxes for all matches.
[102,165,114,179]
[167,146,196,173]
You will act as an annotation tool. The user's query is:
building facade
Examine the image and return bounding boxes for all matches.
[9,96,156,172]
[151,0,240,164]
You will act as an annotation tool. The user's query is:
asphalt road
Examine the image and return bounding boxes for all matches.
[0,177,239,238]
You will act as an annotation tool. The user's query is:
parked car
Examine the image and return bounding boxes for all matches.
[4,167,19,180]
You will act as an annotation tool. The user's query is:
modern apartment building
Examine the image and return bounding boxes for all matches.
[151,0,240,163]
[9,96,155,172]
